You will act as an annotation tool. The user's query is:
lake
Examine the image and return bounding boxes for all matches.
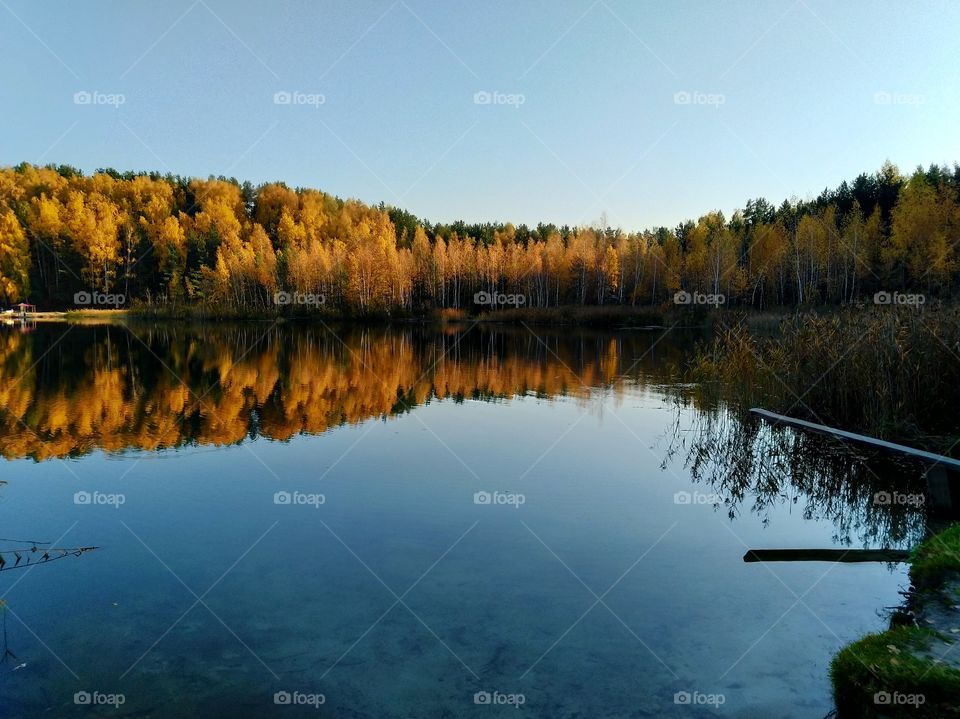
[0,321,922,717]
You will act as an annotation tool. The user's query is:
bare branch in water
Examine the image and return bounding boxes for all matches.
[0,546,98,571]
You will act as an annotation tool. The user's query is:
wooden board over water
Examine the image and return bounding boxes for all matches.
[750,408,960,471]
[743,549,911,563]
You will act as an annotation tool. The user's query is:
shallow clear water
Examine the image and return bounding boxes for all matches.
[0,323,916,717]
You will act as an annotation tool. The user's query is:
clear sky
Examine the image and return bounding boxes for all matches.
[2,0,958,230]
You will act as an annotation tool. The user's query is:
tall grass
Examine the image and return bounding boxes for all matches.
[690,307,960,453]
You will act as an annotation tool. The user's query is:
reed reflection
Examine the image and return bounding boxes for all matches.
[667,404,931,548]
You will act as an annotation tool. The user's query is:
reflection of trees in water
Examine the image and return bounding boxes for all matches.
[667,403,929,548]
[0,323,697,461]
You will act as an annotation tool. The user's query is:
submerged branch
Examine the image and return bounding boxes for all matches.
[0,545,98,571]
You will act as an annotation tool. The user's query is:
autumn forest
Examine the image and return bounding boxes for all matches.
[0,160,958,313]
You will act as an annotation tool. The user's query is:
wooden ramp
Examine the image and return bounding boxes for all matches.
[751,408,960,513]
[749,408,960,471]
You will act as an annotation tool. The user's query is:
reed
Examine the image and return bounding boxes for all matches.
[690,306,960,453]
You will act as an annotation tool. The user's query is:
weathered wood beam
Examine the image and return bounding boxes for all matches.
[743,548,911,563]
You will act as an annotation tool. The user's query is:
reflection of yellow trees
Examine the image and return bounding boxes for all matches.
[0,326,678,461]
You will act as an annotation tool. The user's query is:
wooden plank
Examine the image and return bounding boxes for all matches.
[750,408,960,471]
[743,549,911,563]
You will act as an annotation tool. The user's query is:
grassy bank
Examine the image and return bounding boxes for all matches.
[831,524,960,717]
[6,309,131,323]
[63,309,130,320]
[911,523,960,590]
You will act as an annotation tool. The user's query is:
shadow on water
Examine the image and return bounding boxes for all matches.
[664,400,944,550]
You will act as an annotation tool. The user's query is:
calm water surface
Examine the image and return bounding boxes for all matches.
[0,322,922,717]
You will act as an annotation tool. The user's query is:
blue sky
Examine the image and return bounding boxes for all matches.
[2,0,958,230]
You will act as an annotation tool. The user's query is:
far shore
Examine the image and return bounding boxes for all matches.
[3,304,842,328]
[7,309,131,322]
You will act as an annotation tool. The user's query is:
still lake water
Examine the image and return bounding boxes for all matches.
[0,321,923,717]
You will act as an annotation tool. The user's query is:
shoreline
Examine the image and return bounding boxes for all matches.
[4,304,827,328]
[831,523,960,717]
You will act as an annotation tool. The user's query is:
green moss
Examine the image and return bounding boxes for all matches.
[911,523,960,588]
[831,626,960,717]
[833,523,960,715]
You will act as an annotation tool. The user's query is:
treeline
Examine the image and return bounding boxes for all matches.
[0,160,958,312]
